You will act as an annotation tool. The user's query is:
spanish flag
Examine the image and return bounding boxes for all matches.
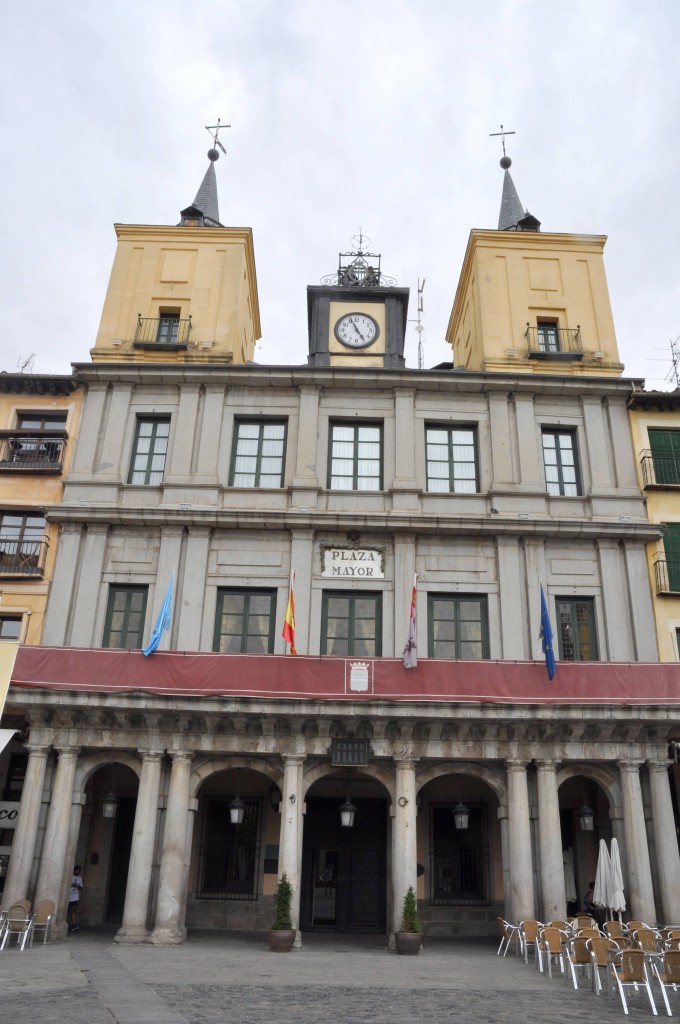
[283,575,297,655]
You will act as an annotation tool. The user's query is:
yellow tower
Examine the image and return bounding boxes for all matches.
[91,147,261,365]
[446,154,623,377]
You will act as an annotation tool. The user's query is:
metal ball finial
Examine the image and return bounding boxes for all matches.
[500,155,512,170]
[207,148,220,162]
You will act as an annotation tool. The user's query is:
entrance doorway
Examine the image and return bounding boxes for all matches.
[301,797,386,933]
[105,797,136,923]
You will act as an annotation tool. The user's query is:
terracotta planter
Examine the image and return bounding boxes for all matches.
[395,931,423,955]
[269,928,296,952]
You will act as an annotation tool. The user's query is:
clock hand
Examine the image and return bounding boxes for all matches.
[352,322,365,342]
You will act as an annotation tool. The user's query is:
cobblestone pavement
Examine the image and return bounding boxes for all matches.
[0,930,664,1024]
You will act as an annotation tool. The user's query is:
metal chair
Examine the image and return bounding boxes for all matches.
[564,935,592,990]
[650,949,680,1017]
[0,905,35,951]
[606,919,624,939]
[30,899,55,945]
[519,919,541,964]
[536,926,566,978]
[608,948,658,1016]
[634,928,662,954]
[587,936,613,995]
[496,917,520,957]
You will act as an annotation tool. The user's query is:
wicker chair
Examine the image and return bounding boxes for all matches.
[496,917,520,957]
[607,948,657,1015]
[0,904,34,951]
[650,949,680,1017]
[536,926,566,978]
[587,936,612,995]
[519,919,541,964]
[31,899,55,945]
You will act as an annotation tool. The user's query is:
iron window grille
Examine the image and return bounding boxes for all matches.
[556,597,599,661]
[429,802,490,905]
[229,420,287,488]
[428,594,489,659]
[328,422,382,491]
[542,428,581,496]
[213,589,277,653]
[133,314,192,347]
[321,591,382,657]
[195,796,260,900]
[0,513,47,576]
[128,418,170,485]
[331,737,371,766]
[103,585,148,649]
[425,425,478,493]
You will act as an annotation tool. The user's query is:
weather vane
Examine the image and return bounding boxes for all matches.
[489,124,516,158]
[205,118,230,158]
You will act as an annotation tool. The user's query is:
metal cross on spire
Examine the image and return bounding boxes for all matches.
[205,118,230,155]
[489,124,516,158]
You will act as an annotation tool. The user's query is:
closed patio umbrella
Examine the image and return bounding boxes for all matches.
[609,837,626,921]
[563,847,577,903]
[593,838,613,913]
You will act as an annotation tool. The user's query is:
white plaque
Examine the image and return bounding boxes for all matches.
[321,548,384,579]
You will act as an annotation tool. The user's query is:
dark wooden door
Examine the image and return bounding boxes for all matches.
[105,797,136,923]
[301,797,386,933]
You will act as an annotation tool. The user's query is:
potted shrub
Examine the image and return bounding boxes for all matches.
[395,885,423,955]
[269,873,296,952]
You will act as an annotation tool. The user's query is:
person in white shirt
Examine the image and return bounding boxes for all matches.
[68,865,83,932]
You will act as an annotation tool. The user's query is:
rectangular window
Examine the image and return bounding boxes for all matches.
[556,597,598,661]
[663,523,680,592]
[329,422,382,491]
[103,585,148,649]
[0,615,22,640]
[426,425,478,493]
[128,418,170,485]
[0,512,46,573]
[2,753,27,801]
[537,319,559,353]
[649,429,680,485]
[428,594,489,659]
[430,802,490,905]
[542,429,580,496]
[321,591,382,656]
[16,413,67,431]
[157,313,180,344]
[196,796,260,900]
[213,589,277,653]
[229,420,286,488]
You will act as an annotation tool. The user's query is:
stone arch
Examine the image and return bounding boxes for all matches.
[302,761,395,803]
[416,761,507,805]
[190,755,282,798]
[556,763,622,812]
[74,751,142,794]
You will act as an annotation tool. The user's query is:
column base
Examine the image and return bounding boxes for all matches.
[149,924,187,945]
[114,925,152,944]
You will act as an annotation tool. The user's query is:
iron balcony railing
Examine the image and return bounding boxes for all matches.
[653,556,680,595]
[0,539,49,576]
[640,450,680,487]
[0,431,66,471]
[134,315,192,346]
[525,323,582,356]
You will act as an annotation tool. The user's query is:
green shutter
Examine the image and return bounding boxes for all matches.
[663,523,680,591]
[649,430,680,484]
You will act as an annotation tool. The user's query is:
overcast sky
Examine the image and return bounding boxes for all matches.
[3,1,679,384]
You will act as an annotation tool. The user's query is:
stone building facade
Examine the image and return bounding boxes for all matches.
[1,152,679,945]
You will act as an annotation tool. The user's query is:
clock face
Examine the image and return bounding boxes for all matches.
[334,312,380,349]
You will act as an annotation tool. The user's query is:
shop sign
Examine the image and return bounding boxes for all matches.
[320,547,385,579]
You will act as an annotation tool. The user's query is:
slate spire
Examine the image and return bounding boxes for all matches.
[497,155,540,232]
[179,149,223,228]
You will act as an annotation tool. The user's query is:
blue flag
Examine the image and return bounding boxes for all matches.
[539,583,556,681]
[142,576,173,656]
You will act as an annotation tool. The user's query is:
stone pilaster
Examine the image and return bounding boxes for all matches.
[620,760,656,924]
[505,760,534,922]
[1,745,50,910]
[392,759,418,940]
[151,752,192,944]
[278,755,305,945]
[647,760,680,924]
[34,747,81,907]
[115,751,164,943]
[535,760,566,921]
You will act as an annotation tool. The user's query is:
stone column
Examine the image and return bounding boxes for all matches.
[620,760,656,924]
[392,760,418,938]
[505,760,534,922]
[535,760,566,921]
[151,752,192,944]
[115,751,164,943]
[1,744,50,910]
[647,760,680,924]
[278,756,305,944]
[34,747,80,907]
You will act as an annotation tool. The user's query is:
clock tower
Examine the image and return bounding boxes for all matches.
[307,237,409,368]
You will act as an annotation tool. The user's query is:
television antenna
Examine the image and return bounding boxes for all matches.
[407,278,426,369]
[17,353,35,374]
[665,336,680,388]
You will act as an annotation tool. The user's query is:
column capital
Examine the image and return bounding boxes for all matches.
[25,743,51,758]
[535,759,557,772]
[647,759,673,774]
[282,755,306,768]
[139,749,165,763]
[394,758,418,770]
[55,745,81,759]
[168,751,193,766]
[619,759,644,773]
[505,758,529,772]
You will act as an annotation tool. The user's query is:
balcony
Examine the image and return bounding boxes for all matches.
[525,324,583,360]
[0,431,67,472]
[640,450,680,488]
[653,556,680,595]
[0,539,48,577]
[133,315,192,350]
